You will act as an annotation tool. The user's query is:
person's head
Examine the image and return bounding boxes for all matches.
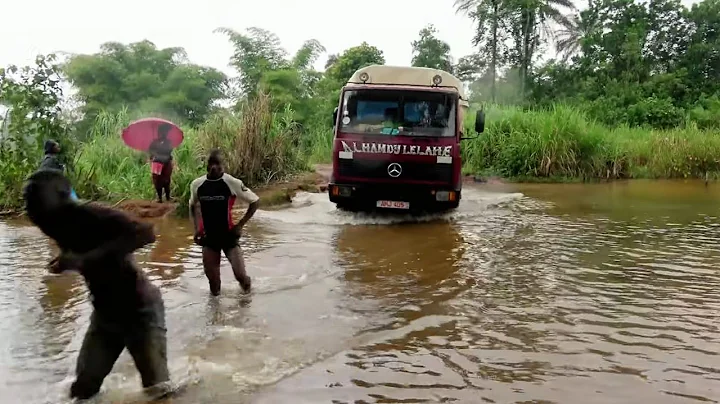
[23,169,74,218]
[44,139,60,155]
[158,123,172,141]
[206,149,224,178]
[383,107,398,122]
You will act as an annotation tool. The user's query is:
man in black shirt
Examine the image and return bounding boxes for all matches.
[39,139,65,172]
[189,150,260,296]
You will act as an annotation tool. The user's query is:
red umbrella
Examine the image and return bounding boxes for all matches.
[121,117,184,152]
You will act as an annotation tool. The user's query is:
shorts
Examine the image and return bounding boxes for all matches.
[198,233,240,252]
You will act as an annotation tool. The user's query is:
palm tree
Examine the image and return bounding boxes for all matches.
[514,0,576,96]
[555,12,598,63]
[454,0,506,102]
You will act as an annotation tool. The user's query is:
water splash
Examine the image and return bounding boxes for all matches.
[257,187,524,226]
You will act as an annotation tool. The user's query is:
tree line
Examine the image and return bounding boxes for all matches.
[0,0,719,210]
[4,0,719,138]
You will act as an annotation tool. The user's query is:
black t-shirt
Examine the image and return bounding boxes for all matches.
[188,173,259,237]
[39,154,65,172]
[149,139,173,164]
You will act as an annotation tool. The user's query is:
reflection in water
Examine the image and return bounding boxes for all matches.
[4,182,720,404]
[336,221,466,326]
[256,185,720,404]
[38,274,85,357]
[144,219,193,283]
[517,179,720,225]
[0,222,90,404]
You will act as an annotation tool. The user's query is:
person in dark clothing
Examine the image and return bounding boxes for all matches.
[23,169,170,400]
[39,139,65,172]
[189,150,259,296]
[148,124,174,203]
[39,139,79,200]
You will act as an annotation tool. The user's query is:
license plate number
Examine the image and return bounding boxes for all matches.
[376,200,410,209]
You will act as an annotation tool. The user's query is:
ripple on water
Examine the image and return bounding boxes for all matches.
[255,186,720,404]
[4,183,720,404]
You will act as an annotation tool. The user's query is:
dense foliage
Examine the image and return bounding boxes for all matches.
[64,41,228,129]
[0,0,718,211]
[528,0,720,129]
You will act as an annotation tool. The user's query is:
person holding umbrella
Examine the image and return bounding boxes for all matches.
[121,118,184,204]
[148,123,175,203]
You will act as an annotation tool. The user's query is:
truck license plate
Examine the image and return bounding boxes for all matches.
[376,200,410,209]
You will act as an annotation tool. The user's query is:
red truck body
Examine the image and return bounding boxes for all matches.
[328,66,484,212]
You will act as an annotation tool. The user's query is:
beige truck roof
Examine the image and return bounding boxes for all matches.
[347,65,469,107]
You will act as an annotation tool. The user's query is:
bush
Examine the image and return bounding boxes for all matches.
[71,92,309,216]
[463,104,720,180]
[193,92,306,185]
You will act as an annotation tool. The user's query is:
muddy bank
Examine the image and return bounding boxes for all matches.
[0,165,500,220]
[251,166,329,209]
[114,199,179,219]
[116,166,331,219]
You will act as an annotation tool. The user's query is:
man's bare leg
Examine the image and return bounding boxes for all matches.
[224,245,251,292]
[202,247,222,296]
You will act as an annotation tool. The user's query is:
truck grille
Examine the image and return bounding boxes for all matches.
[337,159,453,183]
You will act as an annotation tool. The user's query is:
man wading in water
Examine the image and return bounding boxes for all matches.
[23,170,171,400]
[189,150,259,295]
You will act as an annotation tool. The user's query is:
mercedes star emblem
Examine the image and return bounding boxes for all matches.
[387,163,402,178]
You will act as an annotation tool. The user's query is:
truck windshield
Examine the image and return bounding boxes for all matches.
[340,89,457,137]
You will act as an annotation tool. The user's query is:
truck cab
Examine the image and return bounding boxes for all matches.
[328,65,485,212]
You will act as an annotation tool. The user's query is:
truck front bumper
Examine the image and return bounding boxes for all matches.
[328,182,461,212]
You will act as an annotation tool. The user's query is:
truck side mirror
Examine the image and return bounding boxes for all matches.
[332,107,338,127]
[474,110,485,133]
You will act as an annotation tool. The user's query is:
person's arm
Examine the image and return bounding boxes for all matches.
[58,207,156,270]
[237,200,258,230]
[40,155,65,172]
[55,157,66,172]
[225,175,260,231]
[188,178,202,234]
[148,140,159,161]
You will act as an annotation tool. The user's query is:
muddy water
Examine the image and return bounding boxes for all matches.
[2,180,720,403]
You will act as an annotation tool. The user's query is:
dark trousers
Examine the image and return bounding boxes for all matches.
[151,161,173,201]
[70,298,169,399]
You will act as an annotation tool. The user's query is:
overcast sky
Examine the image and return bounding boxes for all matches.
[1,0,490,75]
[2,0,700,77]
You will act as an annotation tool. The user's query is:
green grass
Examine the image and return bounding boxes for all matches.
[73,94,308,216]
[3,101,718,214]
[462,104,720,180]
[0,93,311,214]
